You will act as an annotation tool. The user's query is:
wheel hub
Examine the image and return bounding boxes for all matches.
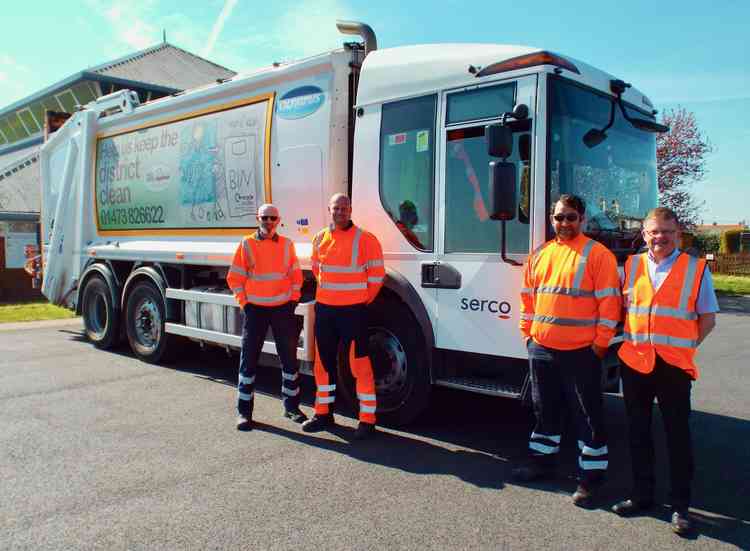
[135,298,161,350]
[368,327,408,399]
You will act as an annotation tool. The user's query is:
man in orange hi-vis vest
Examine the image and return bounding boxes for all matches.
[227,203,305,431]
[612,207,717,536]
[513,194,621,509]
[301,193,385,440]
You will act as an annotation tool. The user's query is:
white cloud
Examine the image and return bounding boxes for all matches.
[85,0,159,51]
[202,0,239,58]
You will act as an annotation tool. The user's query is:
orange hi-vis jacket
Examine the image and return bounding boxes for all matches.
[227,231,302,308]
[618,252,706,380]
[520,233,621,350]
[312,223,385,306]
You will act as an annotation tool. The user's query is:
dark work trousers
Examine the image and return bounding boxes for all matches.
[621,354,694,510]
[313,302,370,411]
[237,302,300,416]
[527,341,608,483]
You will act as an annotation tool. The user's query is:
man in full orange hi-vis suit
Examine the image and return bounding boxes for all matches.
[227,203,305,431]
[611,207,717,536]
[301,193,385,440]
[513,194,621,508]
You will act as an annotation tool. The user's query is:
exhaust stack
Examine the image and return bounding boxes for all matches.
[336,20,377,57]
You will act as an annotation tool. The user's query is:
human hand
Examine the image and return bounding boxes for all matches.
[592,344,607,359]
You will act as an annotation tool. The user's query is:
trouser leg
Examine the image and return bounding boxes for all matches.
[621,364,657,502]
[654,355,694,510]
[527,342,563,468]
[566,347,608,483]
[270,302,302,411]
[347,305,376,424]
[313,303,340,416]
[237,304,269,416]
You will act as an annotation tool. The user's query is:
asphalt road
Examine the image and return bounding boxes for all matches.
[1,299,748,550]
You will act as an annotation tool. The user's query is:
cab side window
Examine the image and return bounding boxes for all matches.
[379,95,436,251]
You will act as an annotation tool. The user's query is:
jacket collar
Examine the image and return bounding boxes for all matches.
[253,230,279,242]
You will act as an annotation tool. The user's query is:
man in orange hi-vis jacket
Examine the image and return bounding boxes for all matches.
[513,194,622,509]
[611,207,717,536]
[301,193,385,440]
[227,203,304,431]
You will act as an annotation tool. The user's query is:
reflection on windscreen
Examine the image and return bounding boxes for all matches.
[548,78,657,239]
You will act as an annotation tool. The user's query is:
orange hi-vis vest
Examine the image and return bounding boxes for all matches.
[520,233,621,350]
[618,252,706,380]
[312,223,385,306]
[227,231,302,308]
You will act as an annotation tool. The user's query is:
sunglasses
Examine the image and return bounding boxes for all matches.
[260,215,278,221]
[552,213,580,222]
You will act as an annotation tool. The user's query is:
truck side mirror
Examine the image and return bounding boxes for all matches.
[488,161,517,220]
[486,124,513,158]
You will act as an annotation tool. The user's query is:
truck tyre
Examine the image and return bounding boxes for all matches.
[81,275,120,350]
[337,297,431,427]
[125,280,173,364]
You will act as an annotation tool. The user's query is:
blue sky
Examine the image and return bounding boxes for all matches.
[2,0,748,223]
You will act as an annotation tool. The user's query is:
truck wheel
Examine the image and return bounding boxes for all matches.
[337,297,431,427]
[125,280,172,364]
[81,275,120,350]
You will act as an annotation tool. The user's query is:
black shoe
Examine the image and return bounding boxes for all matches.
[301,414,334,433]
[611,499,654,516]
[236,414,253,431]
[671,510,692,535]
[283,408,308,424]
[511,463,553,482]
[352,422,376,440]
[572,483,596,508]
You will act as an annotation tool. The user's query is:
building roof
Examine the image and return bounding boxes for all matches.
[696,224,747,234]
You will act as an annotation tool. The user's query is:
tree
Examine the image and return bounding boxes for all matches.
[656,108,712,228]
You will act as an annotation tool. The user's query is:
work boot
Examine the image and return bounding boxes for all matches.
[671,509,692,536]
[611,498,654,516]
[283,407,308,424]
[352,421,376,441]
[236,414,253,431]
[301,414,334,433]
[511,463,553,482]
[572,483,597,508]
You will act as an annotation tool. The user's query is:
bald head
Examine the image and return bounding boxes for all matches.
[328,193,352,229]
[257,203,280,237]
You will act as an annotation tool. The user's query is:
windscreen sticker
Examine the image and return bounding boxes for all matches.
[416,129,429,152]
[388,133,407,146]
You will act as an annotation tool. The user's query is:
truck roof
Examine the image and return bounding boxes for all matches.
[356,43,654,113]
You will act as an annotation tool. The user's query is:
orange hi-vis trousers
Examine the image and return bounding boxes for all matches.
[312,302,377,424]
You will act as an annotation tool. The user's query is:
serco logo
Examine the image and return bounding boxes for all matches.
[277,86,325,120]
[460,297,512,319]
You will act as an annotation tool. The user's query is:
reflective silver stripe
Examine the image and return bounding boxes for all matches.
[317,396,335,404]
[246,290,292,303]
[319,264,366,273]
[229,265,248,277]
[624,332,697,348]
[318,384,336,392]
[238,374,255,385]
[627,306,698,320]
[678,254,699,311]
[231,287,245,295]
[360,404,376,413]
[525,314,597,327]
[532,432,561,443]
[628,254,642,293]
[598,318,618,328]
[282,387,300,396]
[243,239,254,266]
[283,239,290,268]
[581,445,609,456]
[572,239,596,290]
[249,272,286,281]
[282,372,298,381]
[350,228,363,267]
[520,313,534,321]
[238,392,253,400]
[367,276,383,284]
[535,286,595,298]
[579,457,608,470]
[288,260,300,276]
[319,282,367,291]
[367,259,384,268]
[521,287,534,295]
[292,284,302,291]
[529,442,560,454]
[357,393,377,401]
[594,287,621,298]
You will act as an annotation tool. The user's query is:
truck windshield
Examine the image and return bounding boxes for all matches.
[547,77,657,260]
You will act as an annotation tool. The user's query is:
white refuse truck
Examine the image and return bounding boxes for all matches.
[37,21,665,425]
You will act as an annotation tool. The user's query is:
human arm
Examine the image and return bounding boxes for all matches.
[592,248,622,351]
[288,241,303,302]
[519,254,535,342]
[695,266,719,346]
[226,238,251,308]
[365,233,385,304]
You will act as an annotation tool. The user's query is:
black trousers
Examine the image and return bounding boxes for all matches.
[527,341,608,482]
[621,354,694,510]
[237,302,300,415]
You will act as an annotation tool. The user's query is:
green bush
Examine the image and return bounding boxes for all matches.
[693,232,720,254]
[720,230,742,253]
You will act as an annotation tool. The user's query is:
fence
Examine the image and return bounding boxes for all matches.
[707,253,750,276]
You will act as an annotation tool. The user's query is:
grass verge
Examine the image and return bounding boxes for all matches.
[0,300,77,324]
[713,274,750,296]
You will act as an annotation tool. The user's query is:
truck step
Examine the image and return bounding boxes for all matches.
[434,376,524,399]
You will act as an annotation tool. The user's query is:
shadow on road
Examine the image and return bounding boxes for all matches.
[717,294,750,316]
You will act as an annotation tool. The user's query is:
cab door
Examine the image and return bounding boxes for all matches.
[430,76,537,358]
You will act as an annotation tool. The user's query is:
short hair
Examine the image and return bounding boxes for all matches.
[555,194,586,216]
[644,207,679,226]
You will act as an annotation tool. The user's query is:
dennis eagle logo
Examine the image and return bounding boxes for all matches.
[277,86,325,120]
